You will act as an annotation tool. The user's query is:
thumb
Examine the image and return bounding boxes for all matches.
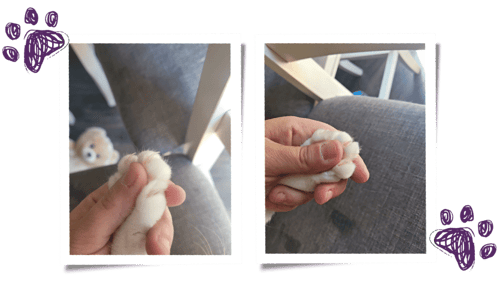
[265,138,343,176]
[88,162,148,237]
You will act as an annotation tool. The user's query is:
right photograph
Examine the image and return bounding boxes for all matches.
[264,43,427,253]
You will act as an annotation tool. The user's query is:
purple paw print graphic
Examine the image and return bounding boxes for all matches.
[3,7,68,73]
[430,205,497,271]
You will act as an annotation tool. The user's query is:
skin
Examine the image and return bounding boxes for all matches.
[265,116,370,213]
[70,162,186,255]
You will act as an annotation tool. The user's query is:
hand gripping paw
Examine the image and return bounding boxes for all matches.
[279,129,360,192]
[108,150,172,255]
[266,129,360,223]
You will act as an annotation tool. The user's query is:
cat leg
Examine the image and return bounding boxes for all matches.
[108,150,172,255]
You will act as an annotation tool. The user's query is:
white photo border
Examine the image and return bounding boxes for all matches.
[254,33,437,265]
[59,33,243,266]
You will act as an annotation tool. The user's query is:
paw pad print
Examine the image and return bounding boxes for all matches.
[430,205,497,271]
[2,7,68,73]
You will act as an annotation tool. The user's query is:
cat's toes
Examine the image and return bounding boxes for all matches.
[137,150,172,181]
[118,153,138,174]
[313,170,341,184]
[309,129,329,144]
[333,131,353,144]
[343,141,360,158]
[108,154,138,188]
[333,159,356,179]
[304,129,354,147]
[136,150,160,161]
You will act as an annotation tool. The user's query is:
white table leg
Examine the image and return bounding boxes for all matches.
[398,50,421,74]
[323,54,341,77]
[265,45,352,101]
[70,44,116,107]
[339,60,364,76]
[184,44,231,170]
[378,51,399,99]
[215,110,231,155]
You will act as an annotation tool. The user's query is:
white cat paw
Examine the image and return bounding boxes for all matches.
[279,129,359,192]
[107,150,172,255]
[266,129,360,223]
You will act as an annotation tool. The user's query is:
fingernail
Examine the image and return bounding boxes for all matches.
[321,141,338,161]
[123,165,138,187]
[325,190,333,201]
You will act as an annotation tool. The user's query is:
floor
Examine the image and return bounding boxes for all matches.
[69,46,232,217]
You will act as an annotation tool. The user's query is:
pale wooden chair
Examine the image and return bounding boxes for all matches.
[265,43,423,101]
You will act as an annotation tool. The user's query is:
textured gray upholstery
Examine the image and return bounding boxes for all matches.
[70,154,231,255]
[266,96,425,253]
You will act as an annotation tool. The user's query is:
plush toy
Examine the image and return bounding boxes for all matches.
[70,127,120,173]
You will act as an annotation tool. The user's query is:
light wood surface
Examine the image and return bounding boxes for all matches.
[323,54,341,78]
[378,51,399,99]
[267,43,424,62]
[398,50,421,74]
[339,60,363,76]
[185,44,231,167]
[265,45,352,101]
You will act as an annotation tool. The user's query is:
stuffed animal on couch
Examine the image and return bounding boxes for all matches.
[70,127,119,173]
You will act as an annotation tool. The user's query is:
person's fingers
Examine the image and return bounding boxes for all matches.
[265,138,343,176]
[265,116,336,146]
[70,182,111,223]
[146,208,173,255]
[351,156,370,183]
[267,180,348,211]
[92,242,112,255]
[266,201,299,213]
[165,182,186,207]
[267,185,313,207]
[86,162,149,237]
[266,185,314,212]
[313,180,348,205]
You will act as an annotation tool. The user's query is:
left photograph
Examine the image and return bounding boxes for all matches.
[68,44,232,255]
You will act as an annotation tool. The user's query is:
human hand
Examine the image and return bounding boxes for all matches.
[70,162,186,255]
[265,116,369,213]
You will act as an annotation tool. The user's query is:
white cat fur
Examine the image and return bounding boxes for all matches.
[108,150,172,255]
[266,129,360,223]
